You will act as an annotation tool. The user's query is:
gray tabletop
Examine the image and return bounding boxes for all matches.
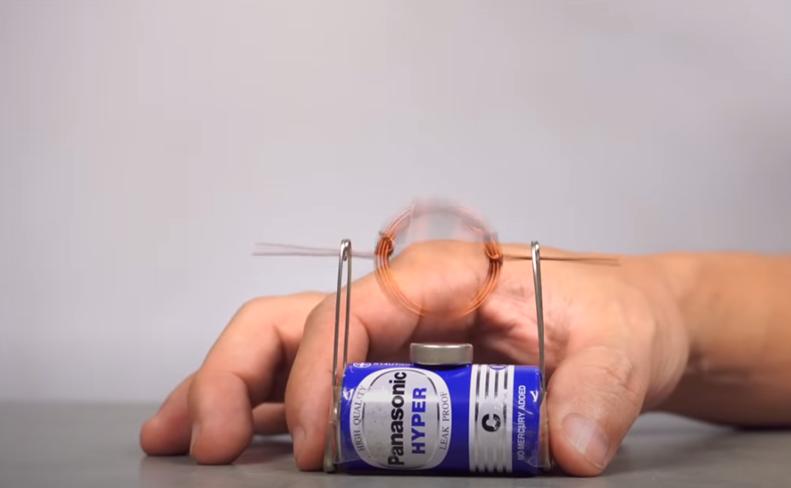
[0,403,788,487]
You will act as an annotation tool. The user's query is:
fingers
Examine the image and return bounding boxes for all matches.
[253,403,287,435]
[284,295,371,469]
[141,293,323,464]
[142,392,288,456]
[140,374,193,455]
[188,369,255,464]
[186,297,298,464]
[548,343,649,475]
[141,369,256,464]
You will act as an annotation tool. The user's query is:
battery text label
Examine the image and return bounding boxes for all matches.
[411,387,427,455]
[350,368,451,469]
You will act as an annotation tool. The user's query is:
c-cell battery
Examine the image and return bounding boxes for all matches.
[332,344,548,475]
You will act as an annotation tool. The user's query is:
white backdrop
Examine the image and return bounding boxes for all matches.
[1,1,790,402]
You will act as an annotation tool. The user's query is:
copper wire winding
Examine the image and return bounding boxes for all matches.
[254,202,618,319]
[374,204,503,318]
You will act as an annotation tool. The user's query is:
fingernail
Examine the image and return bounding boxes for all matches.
[189,423,200,456]
[562,413,610,469]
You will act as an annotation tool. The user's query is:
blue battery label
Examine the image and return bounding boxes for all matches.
[337,362,543,475]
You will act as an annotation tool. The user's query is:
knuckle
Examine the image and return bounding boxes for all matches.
[614,285,655,327]
[302,294,335,333]
[235,296,274,321]
[233,294,315,332]
[586,347,645,411]
[600,289,658,353]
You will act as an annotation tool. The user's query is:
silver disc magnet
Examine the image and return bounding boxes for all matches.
[409,343,473,366]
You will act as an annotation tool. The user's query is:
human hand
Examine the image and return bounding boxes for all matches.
[140,242,690,476]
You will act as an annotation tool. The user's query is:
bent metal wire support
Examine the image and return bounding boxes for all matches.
[531,241,551,469]
[530,241,546,395]
[333,239,353,382]
[324,239,352,473]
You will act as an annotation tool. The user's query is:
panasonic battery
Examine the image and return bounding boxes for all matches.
[332,343,549,475]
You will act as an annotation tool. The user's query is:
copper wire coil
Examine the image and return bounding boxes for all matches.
[374,203,503,318]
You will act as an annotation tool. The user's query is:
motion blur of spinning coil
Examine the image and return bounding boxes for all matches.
[255,200,614,318]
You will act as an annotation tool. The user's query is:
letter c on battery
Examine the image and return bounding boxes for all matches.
[481,413,502,433]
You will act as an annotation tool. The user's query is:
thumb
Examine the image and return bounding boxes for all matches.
[548,345,647,476]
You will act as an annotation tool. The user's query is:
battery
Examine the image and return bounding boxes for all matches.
[333,344,547,475]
